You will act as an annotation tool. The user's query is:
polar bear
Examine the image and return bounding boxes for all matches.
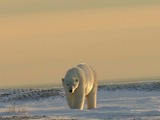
[62,63,97,110]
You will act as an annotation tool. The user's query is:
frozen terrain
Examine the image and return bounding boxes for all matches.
[0,81,160,120]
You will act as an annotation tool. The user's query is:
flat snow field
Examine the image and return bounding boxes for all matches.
[0,81,160,120]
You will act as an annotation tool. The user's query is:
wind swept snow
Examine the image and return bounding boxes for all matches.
[0,81,160,120]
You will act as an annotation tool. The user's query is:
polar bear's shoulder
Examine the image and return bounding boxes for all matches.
[77,63,94,73]
[77,63,90,70]
[76,63,95,80]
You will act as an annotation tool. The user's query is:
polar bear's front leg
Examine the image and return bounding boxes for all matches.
[73,92,85,110]
[66,94,74,109]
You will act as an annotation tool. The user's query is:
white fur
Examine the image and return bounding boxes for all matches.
[62,63,97,110]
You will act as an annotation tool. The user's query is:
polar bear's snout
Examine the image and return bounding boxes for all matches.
[69,88,73,93]
[69,86,75,93]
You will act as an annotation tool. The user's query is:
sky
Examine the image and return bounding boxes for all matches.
[0,0,160,88]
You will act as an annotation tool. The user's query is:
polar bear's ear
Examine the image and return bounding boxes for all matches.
[62,78,64,82]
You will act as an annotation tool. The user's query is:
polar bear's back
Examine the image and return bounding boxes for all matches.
[77,63,95,95]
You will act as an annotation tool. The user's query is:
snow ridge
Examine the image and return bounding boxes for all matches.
[0,88,64,103]
[0,81,160,103]
[99,81,160,91]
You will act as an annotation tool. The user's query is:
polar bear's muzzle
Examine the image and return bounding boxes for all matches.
[69,87,75,94]
[69,89,73,93]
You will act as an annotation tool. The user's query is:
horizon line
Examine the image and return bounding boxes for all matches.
[1,76,160,89]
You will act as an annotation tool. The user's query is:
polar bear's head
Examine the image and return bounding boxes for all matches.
[62,77,79,94]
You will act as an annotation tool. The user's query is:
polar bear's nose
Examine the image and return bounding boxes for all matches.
[69,89,73,93]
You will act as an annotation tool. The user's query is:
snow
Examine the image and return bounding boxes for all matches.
[0,81,160,120]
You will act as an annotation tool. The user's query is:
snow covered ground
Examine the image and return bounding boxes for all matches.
[0,81,160,120]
